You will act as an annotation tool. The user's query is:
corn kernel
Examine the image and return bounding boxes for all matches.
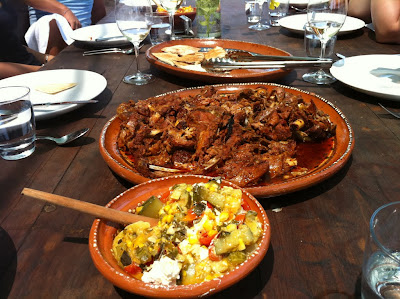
[126,240,133,248]
[225,224,236,232]
[188,235,198,244]
[206,275,213,280]
[162,215,169,223]
[238,239,246,251]
[219,212,229,222]
[186,186,192,192]
[136,206,143,213]
[164,205,171,212]
[203,220,213,232]
[167,214,174,222]
[209,185,217,192]
[208,229,218,236]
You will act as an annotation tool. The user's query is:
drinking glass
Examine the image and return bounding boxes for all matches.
[361,201,400,298]
[302,0,347,85]
[159,0,183,40]
[0,86,36,160]
[268,0,289,26]
[115,0,153,85]
[248,0,270,31]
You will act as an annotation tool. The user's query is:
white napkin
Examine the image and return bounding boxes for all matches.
[25,14,74,53]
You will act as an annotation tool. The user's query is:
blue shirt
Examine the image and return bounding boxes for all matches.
[29,0,94,27]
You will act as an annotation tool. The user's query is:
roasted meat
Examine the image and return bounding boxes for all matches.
[117,86,336,187]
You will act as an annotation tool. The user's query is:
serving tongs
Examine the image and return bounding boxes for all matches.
[201,57,333,72]
[226,51,327,62]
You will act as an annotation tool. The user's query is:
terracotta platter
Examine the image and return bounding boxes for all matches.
[89,175,271,298]
[99,83,354,198]
[145,39,292,83]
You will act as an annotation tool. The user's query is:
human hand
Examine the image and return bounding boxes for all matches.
[63,9,82,29]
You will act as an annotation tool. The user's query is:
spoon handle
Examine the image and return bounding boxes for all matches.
[21,188,158,226]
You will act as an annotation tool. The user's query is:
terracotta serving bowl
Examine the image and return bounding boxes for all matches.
[89,175,271,298]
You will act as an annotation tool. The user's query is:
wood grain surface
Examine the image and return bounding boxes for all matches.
[1,0,400,298]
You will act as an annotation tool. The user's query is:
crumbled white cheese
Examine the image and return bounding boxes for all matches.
[142,256,181,285]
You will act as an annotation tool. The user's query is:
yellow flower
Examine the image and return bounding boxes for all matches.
[269,0,280,10]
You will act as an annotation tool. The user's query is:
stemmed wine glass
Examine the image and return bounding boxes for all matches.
[302,0,347,84]
[115,0,153,85]
[249,0,270,31]
[159,0,183,40]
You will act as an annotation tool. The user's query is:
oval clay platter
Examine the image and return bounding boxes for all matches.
[89,175,271,298]
[99,83,354,198]
[145,39,292,83]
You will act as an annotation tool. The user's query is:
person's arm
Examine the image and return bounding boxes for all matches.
[24,0,81,29]
[371,0,400,44]
[24,46,55,64]
[348,0,372,23]
[0,62,41,79]
[91,0,106,25]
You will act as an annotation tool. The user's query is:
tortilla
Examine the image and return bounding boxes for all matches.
[204,46,226,60]
[175,52,205,64]
[161,45,200,56]
[35,83,77,94]
[152,53,180,66]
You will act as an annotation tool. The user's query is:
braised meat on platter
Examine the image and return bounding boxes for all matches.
[117,86,336,187]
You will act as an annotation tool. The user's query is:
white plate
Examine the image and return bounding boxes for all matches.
[0,69,107,120]
[289,0,308,6]
[330,55,400,101]
[279,14,365,35]
[70,23,130,47]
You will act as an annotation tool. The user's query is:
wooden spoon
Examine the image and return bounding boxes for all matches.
[21,188,159,226]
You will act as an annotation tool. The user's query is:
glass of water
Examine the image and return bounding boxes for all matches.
[361,201,400,299]
[150,13,171,45]
[0,86,36,160]
[268,0,289,26]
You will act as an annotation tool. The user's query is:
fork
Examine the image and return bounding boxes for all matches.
[378,103,400,119]
[83,48,134,56]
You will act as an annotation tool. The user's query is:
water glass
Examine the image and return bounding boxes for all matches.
[361,201,400,298]
[245,0,260,24]
[0,86,36,160]
[268,0,289,26]
[150,13,171,45]
[304,24,337,58]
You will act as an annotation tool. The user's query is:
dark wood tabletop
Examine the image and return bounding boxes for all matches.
[1,0,400,298]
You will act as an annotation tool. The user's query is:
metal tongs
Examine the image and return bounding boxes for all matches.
[201,57,333,72]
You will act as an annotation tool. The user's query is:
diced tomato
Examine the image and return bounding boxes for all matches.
[241,200,251,211]
[159,190,171,203]
[199,230,217,247]
[182,208,199,222]
[235,213,246,224]
[208,243,222,261]
[206,202,213,209]
[124,263,142,275]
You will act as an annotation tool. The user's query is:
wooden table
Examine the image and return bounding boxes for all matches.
[1,1,400,298]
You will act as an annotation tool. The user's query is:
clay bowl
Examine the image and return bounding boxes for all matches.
[89,175,271,298]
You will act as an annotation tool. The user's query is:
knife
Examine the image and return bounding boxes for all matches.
[32,100,98,106]
[95,35,125,42]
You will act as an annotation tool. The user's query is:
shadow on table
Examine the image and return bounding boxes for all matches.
[0,227,17,298]
[114,245,274,299]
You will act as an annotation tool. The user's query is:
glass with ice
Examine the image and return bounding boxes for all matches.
[361,201,400,298]
[0,86,35,160]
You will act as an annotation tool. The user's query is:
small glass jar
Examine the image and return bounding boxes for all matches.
[196,0,221,38]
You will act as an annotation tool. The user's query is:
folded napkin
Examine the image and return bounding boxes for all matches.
[25,14,74,53]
